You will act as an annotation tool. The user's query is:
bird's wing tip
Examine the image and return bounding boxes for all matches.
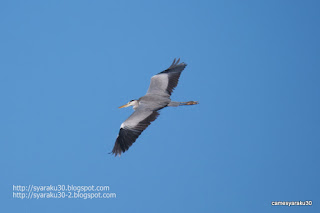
[109,152,121,157]
[167,58,186,70]
[109,149,122,157]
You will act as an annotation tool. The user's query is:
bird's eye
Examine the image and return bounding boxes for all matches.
[130,100,134,103]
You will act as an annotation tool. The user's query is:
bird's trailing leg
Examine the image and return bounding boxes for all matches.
[180,101,199,106]
[168,101,199,107]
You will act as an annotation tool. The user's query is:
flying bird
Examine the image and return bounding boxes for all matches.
[111,58,198,156]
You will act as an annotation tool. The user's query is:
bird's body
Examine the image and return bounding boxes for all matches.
[112,58,198,156]
[139,94,170,110]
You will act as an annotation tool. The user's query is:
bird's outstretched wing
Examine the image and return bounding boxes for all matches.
[146,58,187,96]
[111,109,160,156]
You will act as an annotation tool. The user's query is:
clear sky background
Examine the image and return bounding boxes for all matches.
[1,0,319,212]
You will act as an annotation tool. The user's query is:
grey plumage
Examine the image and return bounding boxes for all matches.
[112,58,198,156]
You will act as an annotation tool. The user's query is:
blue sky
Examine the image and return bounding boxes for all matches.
[1,0,319,212]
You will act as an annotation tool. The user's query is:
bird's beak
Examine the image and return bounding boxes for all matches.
[118,103,130,108]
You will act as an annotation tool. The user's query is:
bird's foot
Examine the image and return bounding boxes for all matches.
[185,101,199,105]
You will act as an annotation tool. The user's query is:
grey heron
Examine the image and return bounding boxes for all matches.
[112,58,198,156]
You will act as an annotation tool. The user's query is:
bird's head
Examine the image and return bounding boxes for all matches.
[119,100,139,108]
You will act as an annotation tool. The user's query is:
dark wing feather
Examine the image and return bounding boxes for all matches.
[146,58,187,96]
[111,110,160,156]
